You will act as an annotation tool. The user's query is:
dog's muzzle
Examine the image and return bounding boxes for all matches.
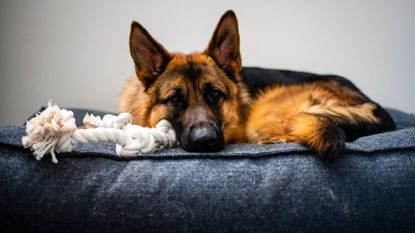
[180,122,224,152]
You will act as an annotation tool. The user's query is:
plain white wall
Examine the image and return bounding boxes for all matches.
[1,0,414,124]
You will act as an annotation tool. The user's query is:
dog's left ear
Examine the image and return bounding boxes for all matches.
[205,10,241,75]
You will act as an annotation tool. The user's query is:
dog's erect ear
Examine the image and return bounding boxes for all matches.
[205,10,241,75]
[130,21,171,87]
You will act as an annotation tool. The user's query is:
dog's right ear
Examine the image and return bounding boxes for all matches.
[130,22,171,88]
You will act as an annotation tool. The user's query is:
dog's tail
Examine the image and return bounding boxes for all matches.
[290,102,395,162]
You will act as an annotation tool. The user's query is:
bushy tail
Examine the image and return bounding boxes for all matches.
[290,102,395,162]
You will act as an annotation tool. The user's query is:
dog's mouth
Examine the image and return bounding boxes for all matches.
[176,123,225,152]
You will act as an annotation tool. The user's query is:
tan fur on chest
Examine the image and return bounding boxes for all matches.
[119,76,152,127]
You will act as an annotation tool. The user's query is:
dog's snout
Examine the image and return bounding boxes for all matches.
[190,126,217,146]
[180,122,224,152]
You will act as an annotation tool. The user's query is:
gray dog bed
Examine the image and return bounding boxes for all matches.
[1,102,415,232]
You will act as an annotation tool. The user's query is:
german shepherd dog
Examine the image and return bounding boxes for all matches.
[120,10,395,161]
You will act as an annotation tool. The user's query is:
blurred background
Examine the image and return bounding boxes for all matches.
[1,0,414,124]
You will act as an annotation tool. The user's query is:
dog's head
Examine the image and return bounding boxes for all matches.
[128,10,249,152]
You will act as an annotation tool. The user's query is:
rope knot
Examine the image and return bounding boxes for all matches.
[22,102,176,163]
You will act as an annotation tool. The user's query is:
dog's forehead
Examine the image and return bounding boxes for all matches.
[162,53,226,83]
[168,53,214,66]
[169,53,218,74]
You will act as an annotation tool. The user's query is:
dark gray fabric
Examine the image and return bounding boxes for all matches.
[1,108,415,233]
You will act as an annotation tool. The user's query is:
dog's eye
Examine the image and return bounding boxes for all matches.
[207,90,223,102]
[168,94,184,105]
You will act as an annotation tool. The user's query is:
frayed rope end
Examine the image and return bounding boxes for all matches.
[22,101,76,163]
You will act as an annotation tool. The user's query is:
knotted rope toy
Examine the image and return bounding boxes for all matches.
[22,102,176,163]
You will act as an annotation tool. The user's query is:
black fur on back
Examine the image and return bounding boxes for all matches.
[241,67,362,97]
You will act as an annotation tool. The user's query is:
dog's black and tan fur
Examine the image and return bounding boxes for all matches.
[120,10,395,161]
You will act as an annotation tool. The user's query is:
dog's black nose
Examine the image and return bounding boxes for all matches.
[190,127,217,146]
[180,123,224,152]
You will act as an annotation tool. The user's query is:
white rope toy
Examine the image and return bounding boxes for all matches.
[22,102,176,163]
